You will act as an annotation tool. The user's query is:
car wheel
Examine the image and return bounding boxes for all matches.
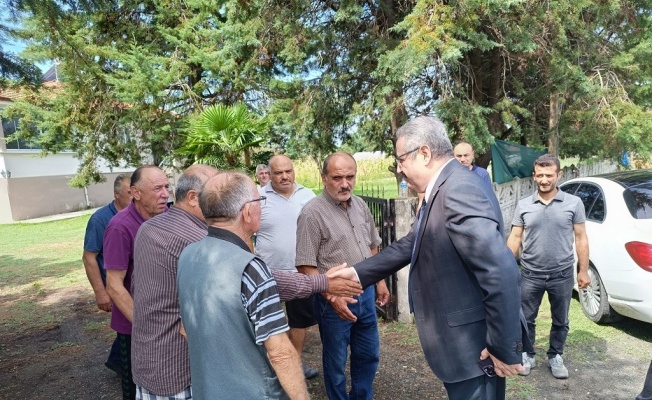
[579,265,621,324]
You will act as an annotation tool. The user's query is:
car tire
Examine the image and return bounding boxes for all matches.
[579,265,622,324]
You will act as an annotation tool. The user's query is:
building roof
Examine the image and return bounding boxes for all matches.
[0,64,61,102]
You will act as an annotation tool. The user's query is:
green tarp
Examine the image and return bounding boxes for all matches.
[490,139,547,184]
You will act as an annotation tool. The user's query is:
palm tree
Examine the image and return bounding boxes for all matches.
[177,103,269,169]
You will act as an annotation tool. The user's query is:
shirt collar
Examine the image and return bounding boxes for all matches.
[169,205,207,229]
[424,158,456,203]
[533,187,565,204]
[321,189,352,209]
[127,201,146,224]
[108,201,118,215]
[207,226,250,253]
[262,182,303,197]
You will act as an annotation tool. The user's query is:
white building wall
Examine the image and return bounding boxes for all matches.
[1,151,134,179]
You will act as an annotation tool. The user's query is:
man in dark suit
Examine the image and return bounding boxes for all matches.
[343,116,527,400]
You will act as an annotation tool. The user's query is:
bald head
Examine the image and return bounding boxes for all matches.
[454,142,475,169]
[200,171,258,223]
[268,154,295,197]
[175,164,219,203]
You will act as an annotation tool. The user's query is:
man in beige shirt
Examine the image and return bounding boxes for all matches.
[296,151,389,400]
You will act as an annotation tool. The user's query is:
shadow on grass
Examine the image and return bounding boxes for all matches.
[0,254,83,287]
[0,254,90,334]
[571,292,652,342]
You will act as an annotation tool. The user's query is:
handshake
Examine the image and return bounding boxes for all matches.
[322,263,390,322]
[324,263,361,297]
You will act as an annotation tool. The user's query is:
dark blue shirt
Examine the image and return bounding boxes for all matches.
[471,164,492,186]
[83,201,118,282]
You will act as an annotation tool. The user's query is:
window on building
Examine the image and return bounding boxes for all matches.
[1,116,41,150]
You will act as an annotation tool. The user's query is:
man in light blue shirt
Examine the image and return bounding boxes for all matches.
[255,154,318,379]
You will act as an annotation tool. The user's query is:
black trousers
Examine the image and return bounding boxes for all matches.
[118,333,135,400]
[443,374,506,400]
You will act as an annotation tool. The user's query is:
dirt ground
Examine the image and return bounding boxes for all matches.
[1,291,650,400]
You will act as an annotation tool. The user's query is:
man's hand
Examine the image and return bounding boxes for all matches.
[179,321,187,339]
[327,264,360,282]
[326,264,363,297]
[577,270,591,289]
[479,348,524,377]
[329,296,358,322]
[375,280,390,306]
[82,250,112,312]
[95,289,113,312]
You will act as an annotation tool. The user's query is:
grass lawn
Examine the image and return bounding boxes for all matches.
[2,214,650,399]
[507,292,652,397]
[0,215,91,331]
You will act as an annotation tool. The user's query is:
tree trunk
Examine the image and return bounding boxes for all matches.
[548,92,561,156]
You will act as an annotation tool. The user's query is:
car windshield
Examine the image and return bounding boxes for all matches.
[623,183,652,219]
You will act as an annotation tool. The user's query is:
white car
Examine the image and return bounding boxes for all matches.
[560,169,652,324]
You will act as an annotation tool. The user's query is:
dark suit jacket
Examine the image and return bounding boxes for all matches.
[354,160,528,383]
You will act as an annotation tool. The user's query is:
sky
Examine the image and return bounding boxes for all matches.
[1,10,50,73]
[1,9,24,52]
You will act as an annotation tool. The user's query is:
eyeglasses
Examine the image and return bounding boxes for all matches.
[395,147,420,164]
[242,196,266,209]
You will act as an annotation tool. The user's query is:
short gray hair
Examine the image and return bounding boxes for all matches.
[199,171,253,222]
[113,174,131,192]
[256,164,269,174]
[174,177,199,203]
[396,116,453,160]
[175,165,219,202]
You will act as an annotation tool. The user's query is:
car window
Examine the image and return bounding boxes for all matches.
[587,192,605,222]
[560,183,581,195]
[623,183,652,219]
[574,183,601,216]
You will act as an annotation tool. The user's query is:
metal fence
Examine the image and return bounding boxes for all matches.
[360,195,398,321]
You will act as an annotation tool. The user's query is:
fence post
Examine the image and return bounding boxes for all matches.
[393,197,418,323]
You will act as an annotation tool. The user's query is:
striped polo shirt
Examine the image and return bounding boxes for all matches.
[131,206,206,395]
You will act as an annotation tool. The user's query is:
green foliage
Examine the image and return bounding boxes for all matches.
[2,0,651,185]
[377,0,652,163]
[176,103,270,170]
[0,4,41,86]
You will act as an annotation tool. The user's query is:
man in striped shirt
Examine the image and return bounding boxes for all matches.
[177,171,309,399]
[132,164,218,399]
[132,166,362,400]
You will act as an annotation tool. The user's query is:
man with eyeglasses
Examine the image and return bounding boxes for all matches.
[333,117,529,400]
[177,171,310,399]
[256,154,321,379]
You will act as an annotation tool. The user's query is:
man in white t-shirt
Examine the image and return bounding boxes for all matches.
[255,154,319,379]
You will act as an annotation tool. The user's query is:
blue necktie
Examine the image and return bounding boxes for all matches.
[411,199,427,264]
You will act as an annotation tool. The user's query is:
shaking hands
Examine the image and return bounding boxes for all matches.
[324,263,362,297]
